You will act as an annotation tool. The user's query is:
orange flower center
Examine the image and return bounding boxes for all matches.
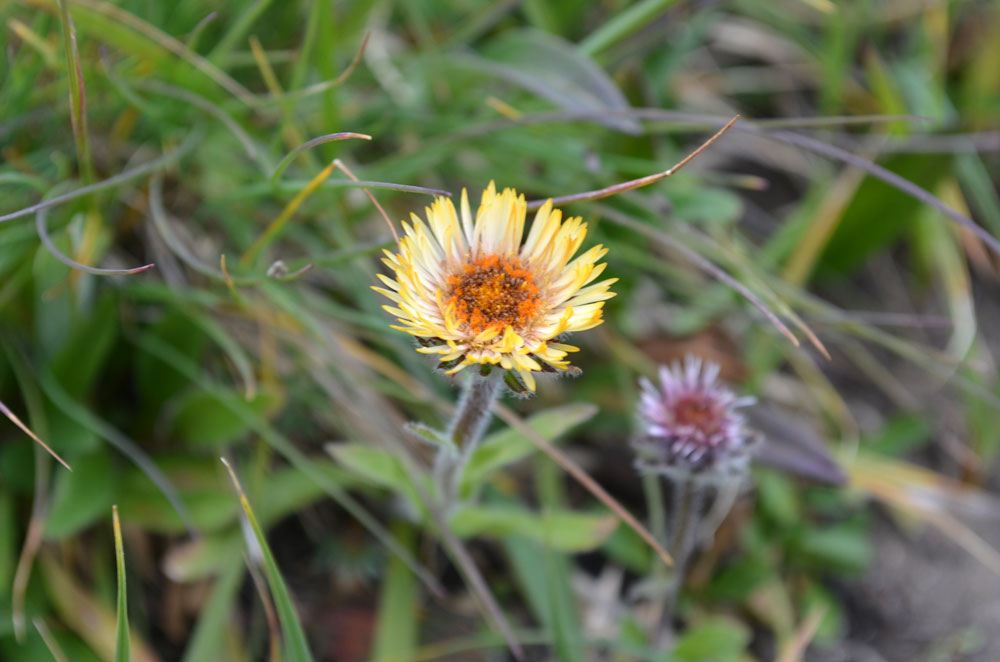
[446,254,543,335]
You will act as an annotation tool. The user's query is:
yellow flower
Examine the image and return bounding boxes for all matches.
[374,182,617,391]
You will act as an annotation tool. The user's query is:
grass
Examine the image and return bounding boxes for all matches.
[1,0,1000,660]
[112,505,129,662]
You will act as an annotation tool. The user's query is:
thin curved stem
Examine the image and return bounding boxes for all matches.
[0,131,199,225]
[36,208,154,276]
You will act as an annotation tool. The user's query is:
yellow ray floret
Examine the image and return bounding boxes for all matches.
[373,182,617,390]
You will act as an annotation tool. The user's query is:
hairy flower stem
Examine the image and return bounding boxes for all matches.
[660,478,705,630]
[435,370,504,508]
[643,473,670,633]
[449,370,503,450]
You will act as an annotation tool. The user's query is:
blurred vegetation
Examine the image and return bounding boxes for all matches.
[1,0,1000,660]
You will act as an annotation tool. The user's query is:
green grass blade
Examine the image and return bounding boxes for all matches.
[578,0,680,56]
[182,561,246,662]
[371,522,418,662]
[56,0,95,185]
[290,0,323,91]
[207,0,279,64]
[221,458,313,662]
[112,505,130,662]
[535,458,584,662]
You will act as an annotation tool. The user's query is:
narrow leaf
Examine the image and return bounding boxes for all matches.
[221,459,314,662]
[371,523,419,662]
[113,505,130,662]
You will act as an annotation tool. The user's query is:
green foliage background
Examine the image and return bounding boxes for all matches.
[1,0,1000,660]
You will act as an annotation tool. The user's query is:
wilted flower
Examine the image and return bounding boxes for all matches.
[374,182,617,391]
[633,355,756,480]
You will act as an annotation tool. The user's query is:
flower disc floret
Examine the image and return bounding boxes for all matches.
[373,182,617,391]
[446,255,542,335]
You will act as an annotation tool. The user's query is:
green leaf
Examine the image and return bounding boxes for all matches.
[403,421,457,455]
[579,0,680,56]
[136,312,207,411]
[181,561,245,662]
[601,520,652,574]
[45,451,116,539]
[706,553,775,603]
[0,491,14,598]
[223,461,313,662]
[47,293,118,400]
[33,237,74,358]
[112,506,130,662]
[866,415,929,456]
[0,443,36,494]
[451,505,617,552]
[504,537,583,662]
[670,185,743,226]
[118,455,236,534]
[39,366,195,532]
[0,625,102,662]
[42,405,101,457]
[120,455,349,535]
[707,554,777,603]
[461,403,597,494]
[371,522,419,662]
[531,456,584,662]
[794,522,872,573]
[756,471,800,529]
[325,442,421,507]
[670,617,750,662]
[818,154,951,278]
[171,387,279,449]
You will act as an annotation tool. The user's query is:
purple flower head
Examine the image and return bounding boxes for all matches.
[633,355,757,480]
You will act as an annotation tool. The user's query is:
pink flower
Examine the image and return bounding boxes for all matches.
[633,355,756,479]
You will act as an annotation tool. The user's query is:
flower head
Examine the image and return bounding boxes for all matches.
[374,182,616,391]
[633,355,756,480]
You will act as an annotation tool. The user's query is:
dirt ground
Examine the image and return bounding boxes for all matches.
[810,510,1000,662]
